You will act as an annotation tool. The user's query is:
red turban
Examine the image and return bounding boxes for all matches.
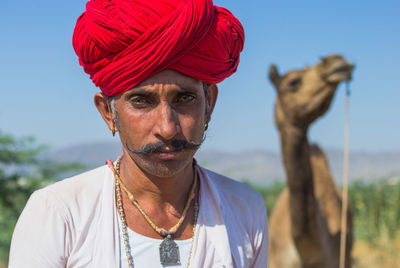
[73,0,244,96]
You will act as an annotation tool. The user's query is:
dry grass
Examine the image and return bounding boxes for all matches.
[352,238,400,268]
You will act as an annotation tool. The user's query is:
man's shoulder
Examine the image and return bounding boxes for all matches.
[199,166,265,209]
[40,165,110,192]
[32,165,111,209]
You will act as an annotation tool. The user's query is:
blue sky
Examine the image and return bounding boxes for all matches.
[1,0,399,153]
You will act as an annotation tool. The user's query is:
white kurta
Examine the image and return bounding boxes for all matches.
[9,164,268,267]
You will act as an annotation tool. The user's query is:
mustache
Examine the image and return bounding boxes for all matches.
[126,138,205,155]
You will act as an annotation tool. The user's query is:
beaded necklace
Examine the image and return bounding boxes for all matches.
[107,158,199,267]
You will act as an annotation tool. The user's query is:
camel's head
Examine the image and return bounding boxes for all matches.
[269,54,354,129]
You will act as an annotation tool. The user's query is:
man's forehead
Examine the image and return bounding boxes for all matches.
[125,84,201,96]
[145,69,200,84]
[126,69,203,92]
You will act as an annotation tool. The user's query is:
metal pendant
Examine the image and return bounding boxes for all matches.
[159,234,180,265]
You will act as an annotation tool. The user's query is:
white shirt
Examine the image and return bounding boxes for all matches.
[116,208,193,268]
[9,164,268,267]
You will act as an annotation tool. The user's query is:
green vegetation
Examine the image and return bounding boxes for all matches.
[350,177,400,268]
[0,132,83,265]
[349,177,400,242]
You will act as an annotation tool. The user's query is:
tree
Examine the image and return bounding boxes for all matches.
[0,132,83,264]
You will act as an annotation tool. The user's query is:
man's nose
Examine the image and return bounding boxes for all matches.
[154,102,180,141]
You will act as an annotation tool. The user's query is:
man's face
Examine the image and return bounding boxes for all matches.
[106,70,217,177]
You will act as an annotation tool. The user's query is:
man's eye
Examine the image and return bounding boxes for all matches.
[130,97,148,106]
[177,94,195,103]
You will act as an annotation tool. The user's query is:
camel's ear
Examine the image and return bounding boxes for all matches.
[269,64,281,89]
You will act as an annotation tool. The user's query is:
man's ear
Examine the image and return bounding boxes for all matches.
[205,84,218,122]
[94,92,114,131]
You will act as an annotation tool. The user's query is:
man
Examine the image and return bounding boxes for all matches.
[9,0,268,267]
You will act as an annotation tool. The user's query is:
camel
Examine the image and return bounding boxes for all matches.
[268,55,354,268]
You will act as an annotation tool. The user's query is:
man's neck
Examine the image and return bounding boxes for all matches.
[118,154,195,214]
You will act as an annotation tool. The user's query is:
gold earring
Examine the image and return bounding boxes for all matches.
[111,121,117,136]
[205,122,209,131]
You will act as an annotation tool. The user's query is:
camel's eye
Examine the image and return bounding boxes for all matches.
[289,78,301,88]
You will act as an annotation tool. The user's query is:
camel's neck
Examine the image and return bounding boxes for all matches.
[279,123,313,191]
[278,122,317,239]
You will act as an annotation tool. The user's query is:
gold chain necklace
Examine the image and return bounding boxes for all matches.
[107,158,199,267]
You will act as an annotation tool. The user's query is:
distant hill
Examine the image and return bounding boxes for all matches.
[49,141,400,186]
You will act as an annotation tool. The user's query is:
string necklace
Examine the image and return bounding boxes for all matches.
[107,158,198,267]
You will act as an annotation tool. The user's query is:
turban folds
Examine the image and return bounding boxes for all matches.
[73,0,245,96]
